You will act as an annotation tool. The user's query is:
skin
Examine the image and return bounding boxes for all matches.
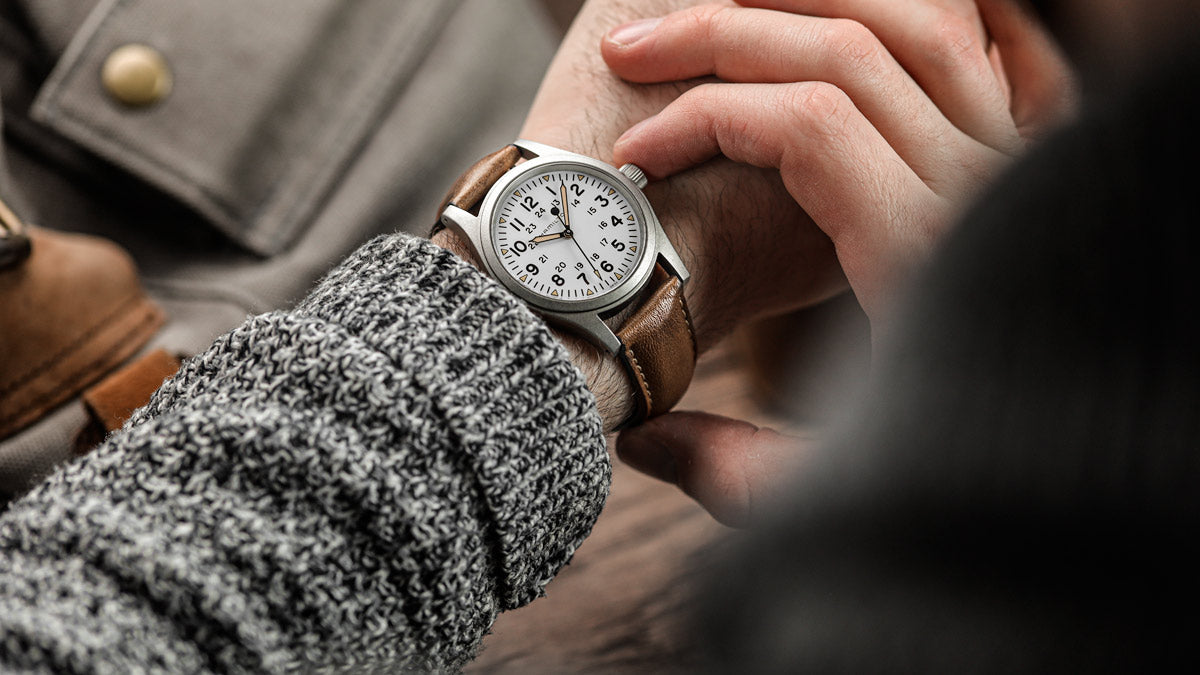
[602,0,1079,526]
[437,0,849,430]
[436,0,1083,526]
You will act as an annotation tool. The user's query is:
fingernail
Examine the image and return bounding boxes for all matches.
[616,429,678,484]
[607,17,662,46]
[616,114,656,147]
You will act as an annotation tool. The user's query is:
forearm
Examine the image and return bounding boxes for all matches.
[0,234,608,672]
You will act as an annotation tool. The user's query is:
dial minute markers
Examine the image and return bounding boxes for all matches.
[494,167,642,301]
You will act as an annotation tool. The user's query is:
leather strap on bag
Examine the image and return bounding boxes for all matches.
[616,265,696,427]
[435,146,696,427]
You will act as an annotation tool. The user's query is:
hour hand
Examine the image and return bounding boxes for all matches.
[531,232,569,244]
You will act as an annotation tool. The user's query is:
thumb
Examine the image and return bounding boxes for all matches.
[616,411,809,528]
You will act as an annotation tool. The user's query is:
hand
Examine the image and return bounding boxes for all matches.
[508,0,850,429]
[616,411,812,527]
[603,0,1077,525]
[604,0,1077,326]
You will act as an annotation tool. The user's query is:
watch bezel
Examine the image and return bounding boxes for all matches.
[476,154,660,316]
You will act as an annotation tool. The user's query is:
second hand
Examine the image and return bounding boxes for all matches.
[561,182,602,280]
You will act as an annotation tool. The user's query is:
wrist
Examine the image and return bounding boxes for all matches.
[431,229,633,430]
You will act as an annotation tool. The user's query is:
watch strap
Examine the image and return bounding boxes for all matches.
[436,144,697,428]
[430,144,522,236]
[616,264,697,427]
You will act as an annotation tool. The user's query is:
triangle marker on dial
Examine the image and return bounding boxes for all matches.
[500,249,509,256]
[551,290,560,296]
[630,246,637,253]
[520,275,528,282]
[615,273,623,280]
[586,289,594,296]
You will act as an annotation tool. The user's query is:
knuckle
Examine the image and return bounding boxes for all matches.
[823,18,888,76]
[782,81,853,137]
[675,84,736,159]
[924,10,984,68]
[677,82,722,119]
[679,3,735,43]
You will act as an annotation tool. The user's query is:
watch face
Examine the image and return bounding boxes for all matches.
[489,164,648,305]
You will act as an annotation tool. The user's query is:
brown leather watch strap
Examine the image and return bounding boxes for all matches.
[616,265,697,427]
[434,144,696,428]
[430,144,522,236]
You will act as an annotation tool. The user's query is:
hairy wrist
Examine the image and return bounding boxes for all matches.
[431,230,632,430]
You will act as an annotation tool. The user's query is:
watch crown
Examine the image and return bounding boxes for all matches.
[619,163,648,189]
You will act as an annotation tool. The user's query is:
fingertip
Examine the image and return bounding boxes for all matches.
[612,115,657,168]
[602,17,662,56]
[615,424,678,485]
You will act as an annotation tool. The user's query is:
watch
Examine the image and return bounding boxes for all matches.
[434,139,696,427]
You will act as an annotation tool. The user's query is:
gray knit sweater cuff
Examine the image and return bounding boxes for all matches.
[293,234,610,608]
[0,233,609,671]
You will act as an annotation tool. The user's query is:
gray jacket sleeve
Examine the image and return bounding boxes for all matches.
[0,234,610,672]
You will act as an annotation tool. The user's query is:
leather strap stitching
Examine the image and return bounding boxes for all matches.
[677,292,697,356]
[622,345,652,415]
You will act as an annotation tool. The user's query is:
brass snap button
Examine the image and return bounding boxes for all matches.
[101,44,172,107]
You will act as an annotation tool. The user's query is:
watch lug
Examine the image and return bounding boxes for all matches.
[551,311,622,355]
[440,205,483,256]
[514,138,589,162]
[655,226,690,286]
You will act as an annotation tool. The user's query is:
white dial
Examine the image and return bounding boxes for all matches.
[490,165,646,302]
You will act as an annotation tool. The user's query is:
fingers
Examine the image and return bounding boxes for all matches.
[616,411,809,528]
[734,0,1021,152]
[975,0,1079,139]
[603,5,971,176]
[613,81,940,314]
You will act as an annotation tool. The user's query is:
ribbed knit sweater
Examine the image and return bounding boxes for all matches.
[0,234,610,672]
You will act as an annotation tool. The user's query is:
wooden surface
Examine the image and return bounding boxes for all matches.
[468,335,789,673]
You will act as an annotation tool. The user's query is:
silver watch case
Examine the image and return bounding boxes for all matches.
[440,139,689,354]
